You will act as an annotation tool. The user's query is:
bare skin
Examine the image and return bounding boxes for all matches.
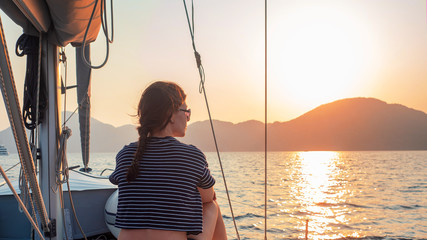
[188,188,228,240]
[119,229,187,240]
[213,204,227,240]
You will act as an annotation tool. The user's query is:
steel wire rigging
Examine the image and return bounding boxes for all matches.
[182,1,241,239]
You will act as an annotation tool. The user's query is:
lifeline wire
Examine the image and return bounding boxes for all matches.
[182,1,240,239]
[4,162,20,172]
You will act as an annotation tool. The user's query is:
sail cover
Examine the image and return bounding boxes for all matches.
[0,0,102,46]
[76,45,92,172]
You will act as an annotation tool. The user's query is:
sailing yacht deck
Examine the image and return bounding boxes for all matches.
[0,171,117,239]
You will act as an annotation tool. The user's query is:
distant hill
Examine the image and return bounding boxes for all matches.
[182,98,427,151]
[1,98,427,152]
[267,98,427,151]
[0,112,138,153]
[182,120,265,151]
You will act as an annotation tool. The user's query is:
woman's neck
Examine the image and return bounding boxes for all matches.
[151,127,173,138]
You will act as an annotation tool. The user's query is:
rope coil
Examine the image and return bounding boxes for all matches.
[56,127,72,185]
[55,126,89,240]
[16,34,47,130]
[81,0,114,69]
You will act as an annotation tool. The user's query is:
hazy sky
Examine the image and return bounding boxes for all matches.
[0,0,426,131]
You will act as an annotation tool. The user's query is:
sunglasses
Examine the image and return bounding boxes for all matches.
[179,108,191,120]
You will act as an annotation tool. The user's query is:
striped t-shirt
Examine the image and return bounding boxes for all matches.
[109,136,215,234]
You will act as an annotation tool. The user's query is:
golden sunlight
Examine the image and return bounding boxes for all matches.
[291,151,361,239]
[297,151,339,209]
[270,4,381,113]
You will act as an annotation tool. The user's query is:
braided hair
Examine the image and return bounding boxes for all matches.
[126,81,186,182]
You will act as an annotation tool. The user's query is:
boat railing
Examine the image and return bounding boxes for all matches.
[100,168,114,176]
[70,168,110,179]
[0,166,45,239]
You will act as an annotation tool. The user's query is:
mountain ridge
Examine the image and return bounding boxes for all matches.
[182,98,427,151]
[1,97,427,153]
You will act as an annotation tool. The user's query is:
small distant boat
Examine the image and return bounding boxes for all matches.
[0,145,8,156]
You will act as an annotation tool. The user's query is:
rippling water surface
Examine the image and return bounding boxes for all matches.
[206,151,426,240]
[1,151,426,239]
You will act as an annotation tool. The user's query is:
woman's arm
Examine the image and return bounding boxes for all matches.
[198,186,215,203]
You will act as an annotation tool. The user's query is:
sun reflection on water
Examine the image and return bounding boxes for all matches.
[290,151,361,239]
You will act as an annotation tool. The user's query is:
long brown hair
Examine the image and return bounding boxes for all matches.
[126,81,186,182]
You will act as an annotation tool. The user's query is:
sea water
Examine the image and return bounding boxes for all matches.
[1,151,426,239]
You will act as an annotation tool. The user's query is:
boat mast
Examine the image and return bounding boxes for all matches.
[38,36,63,239]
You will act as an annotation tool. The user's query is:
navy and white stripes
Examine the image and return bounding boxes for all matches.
[109,136,215,233]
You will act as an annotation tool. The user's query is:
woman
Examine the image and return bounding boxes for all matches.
[109,81,227,240]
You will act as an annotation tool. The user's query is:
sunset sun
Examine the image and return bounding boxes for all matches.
[269,4,381,115]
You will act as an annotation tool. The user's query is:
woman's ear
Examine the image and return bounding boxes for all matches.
[169,112,176,124]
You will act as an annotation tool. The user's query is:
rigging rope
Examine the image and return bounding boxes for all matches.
[55,127,89,240]
[34,33,42,151]
[59,48,67,127]
[18,166,29,211]
[65,176,88,240]
[63,0,113,125]
[57,50,92,236]
[0,167,45,239]
[56,127,72,185]
[62,107,78,127]
[81,0,114,69]
[60,47,88,128]
[0,16,50,233]
[264,0,268,239]
[16,32,44,235]
[58,183,70,240]
[181,1,240,239]
[18,156,40,235]
[4,161,20,172]
[16,34,47,130]
[101,0,114,43]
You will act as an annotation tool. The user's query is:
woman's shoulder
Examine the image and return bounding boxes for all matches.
[116,142,138,158]
[171,138,207,164]
[173,138,204,154]
[119,141,138,151]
